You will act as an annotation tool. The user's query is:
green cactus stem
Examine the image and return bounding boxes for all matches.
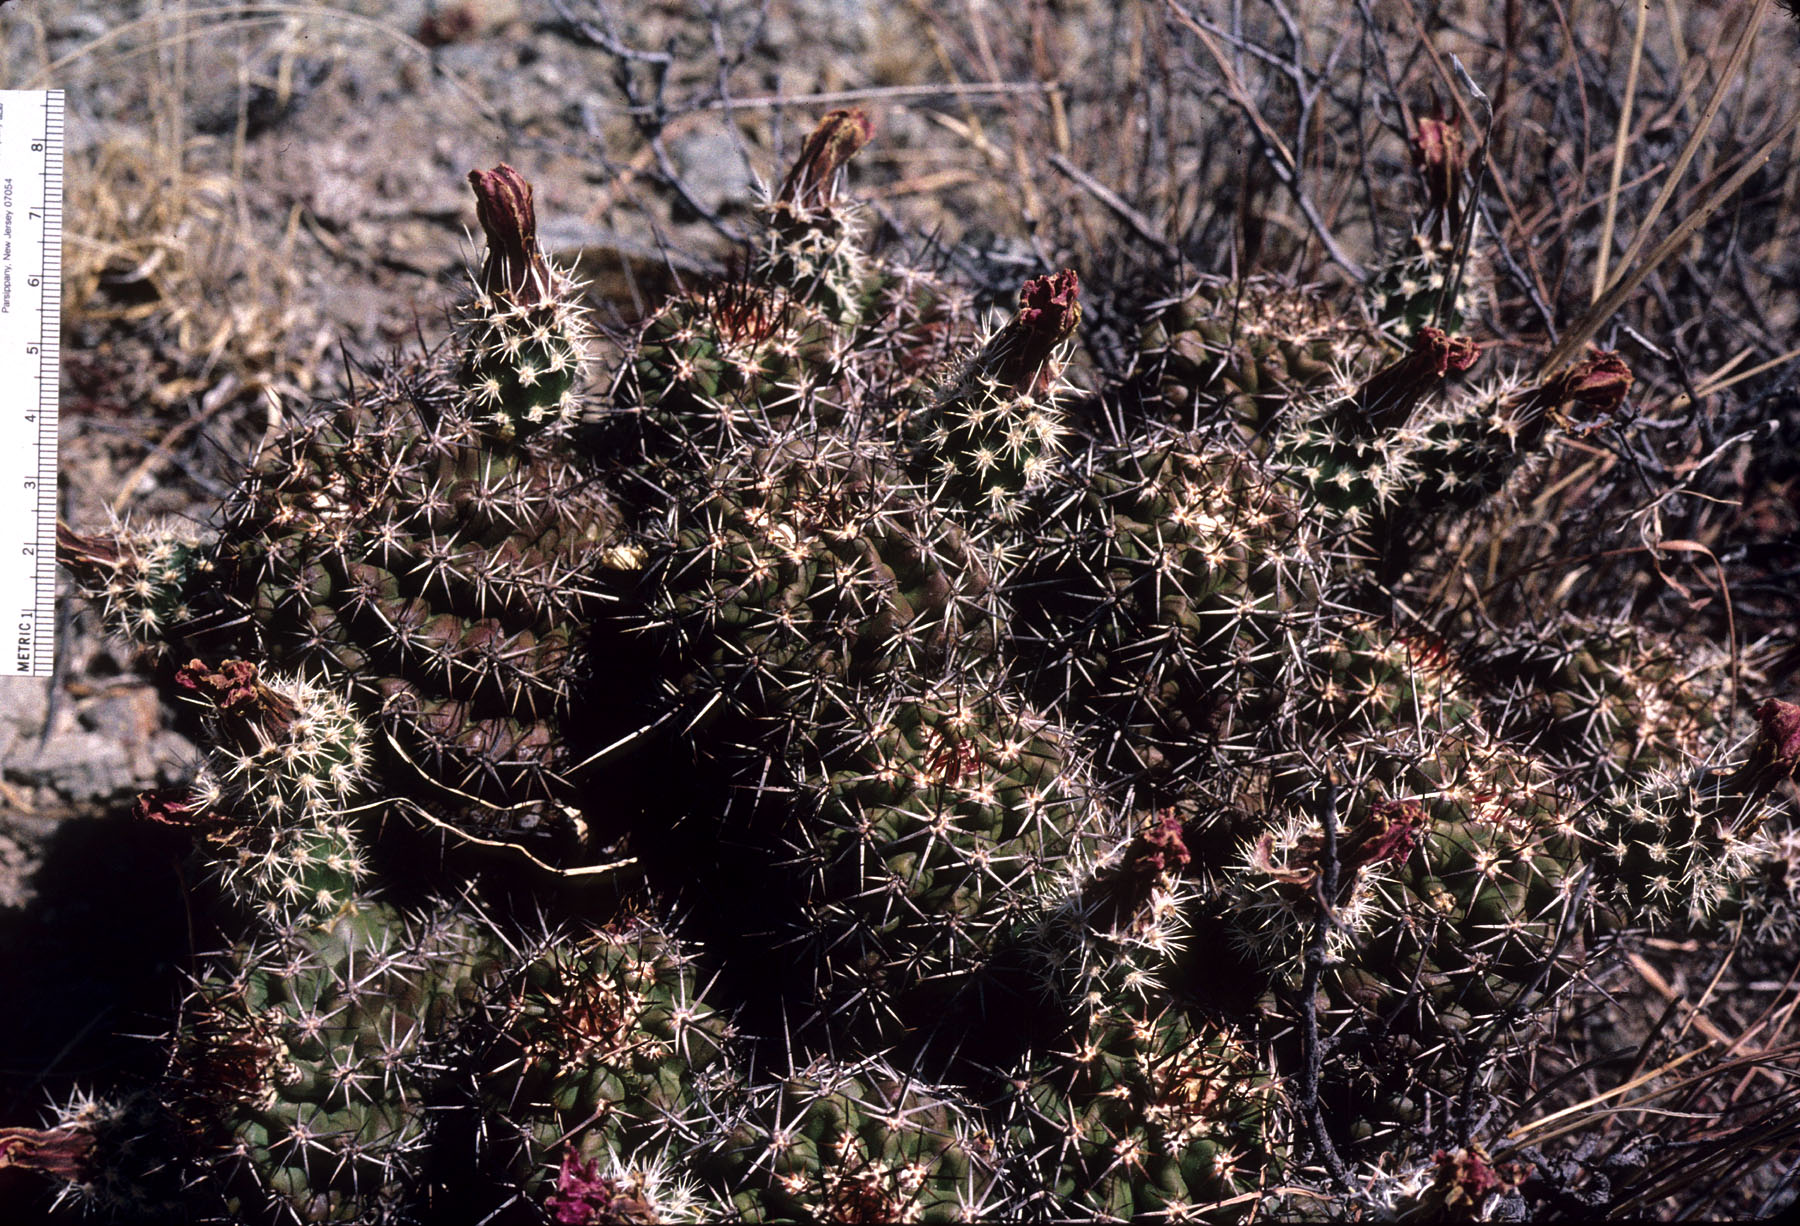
[459,164,591,441]
[921,269,1080,521]
[56,519,216,650]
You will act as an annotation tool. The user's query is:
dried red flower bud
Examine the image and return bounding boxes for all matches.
[175,658,262,712]
[174,658,298,748]
[984,269,1082,395]
[1354,325,1481,430]
[469,164,550,308]
[1352,799,1429,871]
[1250,829,1321,889]
[777,109,874,213]
[1125,809,1191,881]
[1083,808,1190,933]
[1429,1146,1521,1208]
[134,786,211,829]
[544,1150,658,1225]
[1760,699,1800,768]
[1716,698,1800,828]
[54,522,122,589]
[1413,114,1468,240]
[1532,351,1632,427]
[0,1124,96,1182]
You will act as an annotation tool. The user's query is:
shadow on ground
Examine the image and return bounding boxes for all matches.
[0,807,196,1221]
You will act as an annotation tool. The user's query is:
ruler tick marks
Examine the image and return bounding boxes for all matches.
[0,90,63,677]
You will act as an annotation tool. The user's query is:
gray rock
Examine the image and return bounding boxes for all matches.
[10,727,135,802]
[148,730,202,785]
[11,730,138,805]
[668,127,757,217]
[2,681,174,806]
[761,0,879,58]
[0,676,51,771]
[0,830,29,909]
[0,675,51,734]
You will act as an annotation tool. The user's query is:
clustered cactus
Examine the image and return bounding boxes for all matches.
[10,107,1797,1223]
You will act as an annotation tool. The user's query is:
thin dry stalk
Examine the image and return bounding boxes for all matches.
[1593,0,1650,303]
[1541,104,1800,378]
[1600,0,1772,298]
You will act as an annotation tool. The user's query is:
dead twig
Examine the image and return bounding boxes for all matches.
[1047,153,1180,262]
[1165,0,1367,281]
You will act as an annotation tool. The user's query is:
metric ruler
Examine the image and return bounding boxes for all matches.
[0,90,62,678]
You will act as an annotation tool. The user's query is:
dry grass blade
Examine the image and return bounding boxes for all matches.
[1539,103,1800,378]
[1594,0,1651,303]
[1665,345,1800,411]
[1507,1042,1800,1150]
[1505,1048,1713,1148]
[1607,1094,1800,1216]
[1596,0,1772,300]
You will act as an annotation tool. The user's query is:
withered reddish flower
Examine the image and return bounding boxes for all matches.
[1430,1146,1507,1207]
[1532,351,1632,425]
[1412,115,1468,241]
[1125,808,1191,881]
[1250,830,1321,889]
[983,269,1082,395]
[469,164,550,308]
[1353,799,1429,870]
[544,1150,658,1225]
[1355,325,1481,431]
[134,786,212,829]
[54,522,123,588]
[1083,807,1190,934]
[0,1124,96,1181]
[175,658,263,713]
[1425,1144,1527,1212]
[777,109,874,213]
[1713,697,1800,834]
[1759,699,1800,768]
[174,658,298,748]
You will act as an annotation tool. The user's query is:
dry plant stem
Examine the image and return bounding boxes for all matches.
[1661,0,1689,65]
[1594,0,1651,303]
[551,0,746,243]
[1434,56,1492,332]
[700,80,1061,111]
[1540,104,1800,379]
[547,0,673,66]
[1601,0,1773,298]
[1166,0,1367,281]
[1047,152,1180,261]
[1298,772,1351,1188]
